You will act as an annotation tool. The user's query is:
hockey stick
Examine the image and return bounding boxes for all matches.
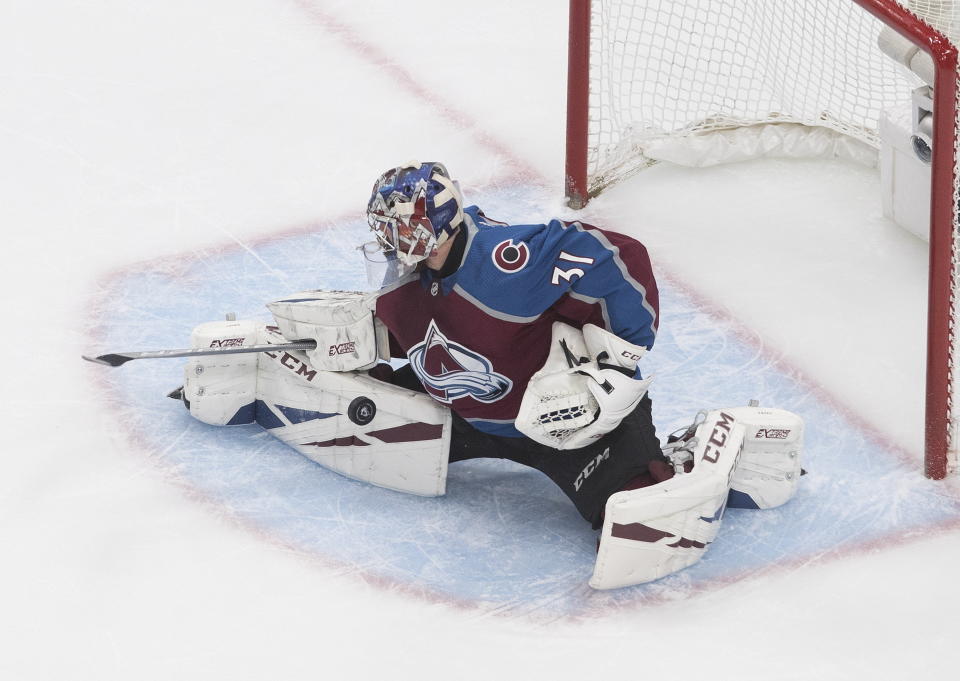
[82,340,318,368]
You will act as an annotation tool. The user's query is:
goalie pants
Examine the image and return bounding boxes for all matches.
[390,364,667,528]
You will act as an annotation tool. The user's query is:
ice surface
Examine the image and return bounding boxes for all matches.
[89,183,960,619]
[5,1,960,679]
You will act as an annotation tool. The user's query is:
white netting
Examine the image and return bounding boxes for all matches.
[589,1,922,190]
[584,0,960,473]
[910,0,960,41]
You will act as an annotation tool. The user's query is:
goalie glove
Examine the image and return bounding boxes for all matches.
[560,324,653,449]
[560,361,653,449]
[582,323,648,371]
[515,323,652,450]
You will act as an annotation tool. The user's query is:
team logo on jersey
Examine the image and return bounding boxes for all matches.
[491,238,530,273]
[407,320,512,404]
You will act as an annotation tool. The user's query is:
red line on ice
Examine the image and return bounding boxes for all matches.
[289,0,540,186]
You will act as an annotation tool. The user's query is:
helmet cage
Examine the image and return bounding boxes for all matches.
[365,161,463,267]
[366,187,438,265]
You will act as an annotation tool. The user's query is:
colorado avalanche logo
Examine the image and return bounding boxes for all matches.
[407,321,512,404]
[492,238,530,273]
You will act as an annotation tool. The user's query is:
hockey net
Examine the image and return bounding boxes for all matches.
[565,0,960,477]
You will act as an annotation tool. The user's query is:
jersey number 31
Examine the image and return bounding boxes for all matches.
[551,251,595,285]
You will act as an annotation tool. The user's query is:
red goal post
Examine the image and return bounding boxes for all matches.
[565,0,960,478]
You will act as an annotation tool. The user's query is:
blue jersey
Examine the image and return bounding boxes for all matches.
[375,205,659,437]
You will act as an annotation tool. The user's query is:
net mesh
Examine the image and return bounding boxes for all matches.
[588,1,925,190]
[585,0,960,473]
[910,0,960,41]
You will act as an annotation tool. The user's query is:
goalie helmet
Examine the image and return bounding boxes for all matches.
[366,161,465,267]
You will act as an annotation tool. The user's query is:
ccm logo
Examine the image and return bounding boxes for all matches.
[702,411,736,464]
[210,337,245,348]
[264,350,317,382]
[620,350,644,362]
[574,448,610,491]
[329,341,356,356]
[756,428,791,439]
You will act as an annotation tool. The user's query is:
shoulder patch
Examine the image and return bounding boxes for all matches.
[491,238,530,273]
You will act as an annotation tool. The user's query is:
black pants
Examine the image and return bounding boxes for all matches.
[391,364,665,528]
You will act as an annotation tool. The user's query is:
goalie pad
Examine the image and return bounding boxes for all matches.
[267,290,390,372]
[590,410,744,590]
[181,320,451,497]
[724,405,803,509]
[515,323,652,450]
[182,319,262,426]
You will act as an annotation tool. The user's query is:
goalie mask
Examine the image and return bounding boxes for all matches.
[364,161,465,283]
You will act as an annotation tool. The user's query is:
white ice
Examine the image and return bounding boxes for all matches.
[3,1,960,679]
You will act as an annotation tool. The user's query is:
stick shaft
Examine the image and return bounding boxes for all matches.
[82,341,317,367]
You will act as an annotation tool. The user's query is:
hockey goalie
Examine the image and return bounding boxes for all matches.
[93,162,804,589]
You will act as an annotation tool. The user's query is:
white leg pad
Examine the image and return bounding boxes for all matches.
[182,320,262,426]
[181,321,451,497]
[724,406,804,510]
[255,331,451,497]
[590,410,744,589]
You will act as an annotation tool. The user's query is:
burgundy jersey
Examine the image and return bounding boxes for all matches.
[374,206,659,437]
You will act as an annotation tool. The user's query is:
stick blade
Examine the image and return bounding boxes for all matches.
[82,353,134,367]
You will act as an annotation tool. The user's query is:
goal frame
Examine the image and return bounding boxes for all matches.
[564,0,959,478]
